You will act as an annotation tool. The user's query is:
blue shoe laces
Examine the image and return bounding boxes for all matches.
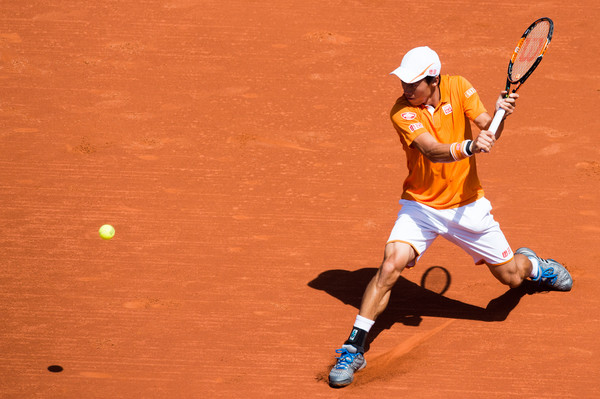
[334,348,357,370]
[537,263,558,285]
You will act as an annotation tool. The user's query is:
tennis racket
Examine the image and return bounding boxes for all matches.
[488,17,554,134]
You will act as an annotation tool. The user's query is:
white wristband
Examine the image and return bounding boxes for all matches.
[450,140,473,161]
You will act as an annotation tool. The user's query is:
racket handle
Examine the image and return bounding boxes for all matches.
[488,108,506,134]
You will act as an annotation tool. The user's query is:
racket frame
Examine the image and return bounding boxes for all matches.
[488,17,554,134]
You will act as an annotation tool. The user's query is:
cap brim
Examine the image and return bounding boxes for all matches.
[390,65,431,84]
[390,68,427,83]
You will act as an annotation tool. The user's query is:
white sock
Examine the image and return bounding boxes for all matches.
[354,314,375,332]
[528,257,540,279]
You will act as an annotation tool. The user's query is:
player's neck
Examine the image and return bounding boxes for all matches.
[424,86,440,108]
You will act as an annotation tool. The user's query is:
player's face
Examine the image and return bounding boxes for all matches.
[401,78,437,106]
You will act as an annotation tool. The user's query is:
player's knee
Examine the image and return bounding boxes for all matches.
[377,258,406,289]
[380,259,400,277]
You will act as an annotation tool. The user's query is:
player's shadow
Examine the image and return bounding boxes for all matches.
[308,267,537,351]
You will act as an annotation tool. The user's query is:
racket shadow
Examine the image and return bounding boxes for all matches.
[307,267,536,351]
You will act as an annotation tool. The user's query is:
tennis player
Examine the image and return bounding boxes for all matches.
[328,46,573,388]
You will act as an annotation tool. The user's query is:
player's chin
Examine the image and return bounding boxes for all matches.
[406,97,421,106]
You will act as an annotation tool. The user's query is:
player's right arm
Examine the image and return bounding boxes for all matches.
[412,129,497,160]
[411,132,461,163]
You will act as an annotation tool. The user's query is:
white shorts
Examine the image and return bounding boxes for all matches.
[387,197,514,267]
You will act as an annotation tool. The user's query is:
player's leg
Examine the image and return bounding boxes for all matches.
[445,198,572,291]
[358,241,417,321]
[486,248,572,291]
[328,200,437,388]
[328,242,416,388]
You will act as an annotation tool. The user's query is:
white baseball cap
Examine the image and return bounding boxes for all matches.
[390,46,441,83]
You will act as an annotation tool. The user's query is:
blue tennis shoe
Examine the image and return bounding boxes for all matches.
[328,345,366,387]
[516,247,573,291]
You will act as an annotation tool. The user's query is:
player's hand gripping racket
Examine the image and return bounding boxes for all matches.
[488,17,554,134]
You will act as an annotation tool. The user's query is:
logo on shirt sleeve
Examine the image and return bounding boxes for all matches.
[408,122,424,132]
[465,87,477,98]
[442,104,453,115]
[401,112,417,120]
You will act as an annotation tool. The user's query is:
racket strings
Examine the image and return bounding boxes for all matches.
[510,21,551,81]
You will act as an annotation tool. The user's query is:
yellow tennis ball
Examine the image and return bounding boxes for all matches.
[99,224,115,240]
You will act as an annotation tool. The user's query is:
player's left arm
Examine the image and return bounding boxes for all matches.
[474,92,519,138]
[471,92,519,153]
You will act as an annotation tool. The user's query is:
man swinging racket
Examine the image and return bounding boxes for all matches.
[328,46,572,388]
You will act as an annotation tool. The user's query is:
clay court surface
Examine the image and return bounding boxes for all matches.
[1,1,599,398]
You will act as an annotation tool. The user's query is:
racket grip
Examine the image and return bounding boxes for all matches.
[488,108,506,134]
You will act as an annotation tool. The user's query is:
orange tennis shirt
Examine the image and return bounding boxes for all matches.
[390,75,488,209]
